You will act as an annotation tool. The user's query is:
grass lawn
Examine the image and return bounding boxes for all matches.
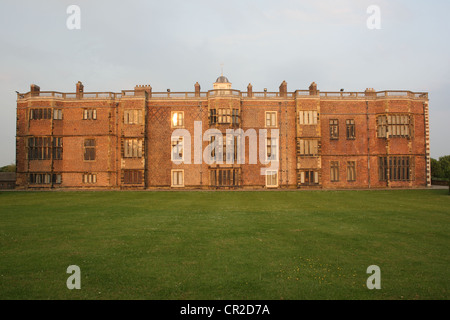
[0,189,449,300]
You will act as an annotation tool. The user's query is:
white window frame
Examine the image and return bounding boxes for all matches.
[265,111,277,128]
[265,170,278,188]
[171,111,184,128]
[124,109,143,125]
[299,111,318,125]
[171,169,184,187]
[171,136,184,162]
[265,137,279,162]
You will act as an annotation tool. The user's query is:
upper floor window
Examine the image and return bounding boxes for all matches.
[125,109,143,125]
[377,115,412,138]
[232,109,240,125]
[329,119,339,139]
[218,109,231,124]
[297,139,319,156]
[265,111,277,127]
[171,111,184,127]
[84,139,96,161]
[209,109,217,125]
[171,136,184,161]
[266,137,278,161]
[299,111,318,125]
[28,137,62,160]
[123,139,143,158]
[53,109,63,120]
[346,119,355,140]
[30,108,52,120]
[83,109,97,120]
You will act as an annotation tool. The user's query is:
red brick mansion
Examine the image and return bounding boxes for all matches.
[15,76,430,189]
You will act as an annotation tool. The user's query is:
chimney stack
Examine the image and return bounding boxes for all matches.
[30,84,40,97]
[279,80,287,97]
[134,84,152,97]
[247,83,253,98]
[76,81,84,98]
[365,88,376,97]
[309,82,318,96]
[195,82,201,97]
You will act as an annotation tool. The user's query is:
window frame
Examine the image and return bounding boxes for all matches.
[265,170,279,188]
[265,111,277,128]
[171,169,184,187]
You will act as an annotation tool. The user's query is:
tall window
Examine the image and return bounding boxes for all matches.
[171,170,184,187]
[123,170,143,184]
[379,156,412,181]
[84,139,96,161]
[329,119,339,139]
[266,137,278,161]
[209,109,217,125]
[266,170,278,188]
[330,161,339,182]
[28,137,62,160]
[171,137,184,161]
[171,111,184,127]
[265,111,277,127]
[297,139,319,156]
[347,161,356,182]
[52,137,63,160]
[346,119,355,140]
[299,111,318,125]
[123,139,143,158]
[83,109,97,120]
[125,109,143,124]
[232,109,240,125]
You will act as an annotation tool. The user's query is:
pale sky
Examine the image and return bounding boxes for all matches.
[0,0,449,166]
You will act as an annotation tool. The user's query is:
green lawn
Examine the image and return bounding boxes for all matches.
[0,189,449,300]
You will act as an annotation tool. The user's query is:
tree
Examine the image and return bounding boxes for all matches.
[439,155,450,179]
[431,158,443,178]
[0,163,15,172]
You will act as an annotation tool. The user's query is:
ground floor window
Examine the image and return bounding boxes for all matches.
[210,169,240,187]
[347,161,356,182]
[266,170,278,188]
[330,161,340,182]
[379,156,412,181]
[123,170,143,184]
[83,173,97,184]
[171,170,184,187]
[29,173,62,185]
[299,170,319,185]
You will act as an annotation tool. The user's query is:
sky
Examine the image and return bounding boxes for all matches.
[0,0,449,166]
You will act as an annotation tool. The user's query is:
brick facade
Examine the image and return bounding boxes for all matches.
[15,77,430,190]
